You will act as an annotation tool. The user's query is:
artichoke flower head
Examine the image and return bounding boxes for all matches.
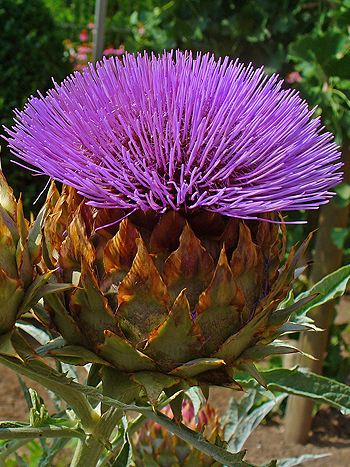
[5,51,342,402]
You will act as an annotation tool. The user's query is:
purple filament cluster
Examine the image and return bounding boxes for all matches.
[5,51,342,219]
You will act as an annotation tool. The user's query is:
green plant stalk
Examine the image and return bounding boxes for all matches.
[0,356,124,467]
[0,425,84,440]
[0,355,97,431]
[70,408,122,467]
[137,410,250,467]
[99,414,147,466]
[0,354,249,466]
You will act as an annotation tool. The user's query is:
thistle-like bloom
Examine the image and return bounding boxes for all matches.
[5,51,341,219]
[1,51,342,401]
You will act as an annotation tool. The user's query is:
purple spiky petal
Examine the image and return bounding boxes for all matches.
[5,51,342,219]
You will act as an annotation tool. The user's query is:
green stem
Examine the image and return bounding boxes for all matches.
[139,410,249,466]
[70,408,122,467]
[99,414,147,466]
[0,356,247,465]
[0,425,84,440]
[0,356,98,431]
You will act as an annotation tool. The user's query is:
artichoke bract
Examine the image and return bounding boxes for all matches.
[0,170,43,338]
[5,51,341,399]
[39,184,311,394]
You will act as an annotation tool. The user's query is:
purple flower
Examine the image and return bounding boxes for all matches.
[5,51,342,219]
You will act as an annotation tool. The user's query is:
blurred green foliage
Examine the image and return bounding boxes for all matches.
[0,0,70,125]
[0,0,71,209]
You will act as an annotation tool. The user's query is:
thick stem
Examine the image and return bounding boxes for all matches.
[70,408,121,467]
[0,425,84,440]
[0,356,98,431]
[139,410,249,466]
[99,415,147,466]
[285,141,350,444]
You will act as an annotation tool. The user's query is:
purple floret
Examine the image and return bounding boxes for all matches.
[4,51,342,219]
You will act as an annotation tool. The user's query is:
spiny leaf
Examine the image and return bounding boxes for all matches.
[70,261,118,343]
[196,247,239,353]
[150,210,186,254]
[272,321,321,338]
[59,208,95,271]
[102,367,141,405]
[145,290,202,370]
[0,170,17,218]
[171,358,226,378]
[117,237,170,345]
[0,211,17,278]
[0,269,24,334]
[238,363,267,388]
[221,218,240,252]
[98,330,156,371]
[163,222,214,306]
[214,306,274,364]
[19,271,72,314]
[27,207,45,265]
[268,232,313,302]
[132,372,180,405]
[16,197,28,244]
[240,342,300,361]
[230,223,264,315]
[237,368,350,414]
[42,186,68,266]
[0,331,22,359]
[0,204,19,242]
[104,218,139,274]
[268,294,318,327]
[44,293,85,345]
[16,237,32,288]
[48,345,109,366]
[294,264,350,319]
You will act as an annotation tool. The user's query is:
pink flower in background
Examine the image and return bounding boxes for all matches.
[103,45,125,56]
[286,71,302,84]
[116,44,125,55]
[77,45,93,54]
[76,53,88,62]
[87,22,95,29]
[103,47,119,56]
[79,29,89,42]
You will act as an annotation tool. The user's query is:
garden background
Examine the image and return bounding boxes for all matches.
[1,0,350,465]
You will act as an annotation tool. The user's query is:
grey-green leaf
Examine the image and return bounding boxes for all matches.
[237,368,350,414]
[294,265,350,319]
[278,453,330,467]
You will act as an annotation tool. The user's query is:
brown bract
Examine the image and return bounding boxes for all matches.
[0,172,45,338]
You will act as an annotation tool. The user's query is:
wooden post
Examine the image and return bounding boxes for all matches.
[284,142,350,443]
[93,0,108,63]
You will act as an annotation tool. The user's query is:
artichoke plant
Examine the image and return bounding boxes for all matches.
[5,51,341,402]
[0,169,50,347]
